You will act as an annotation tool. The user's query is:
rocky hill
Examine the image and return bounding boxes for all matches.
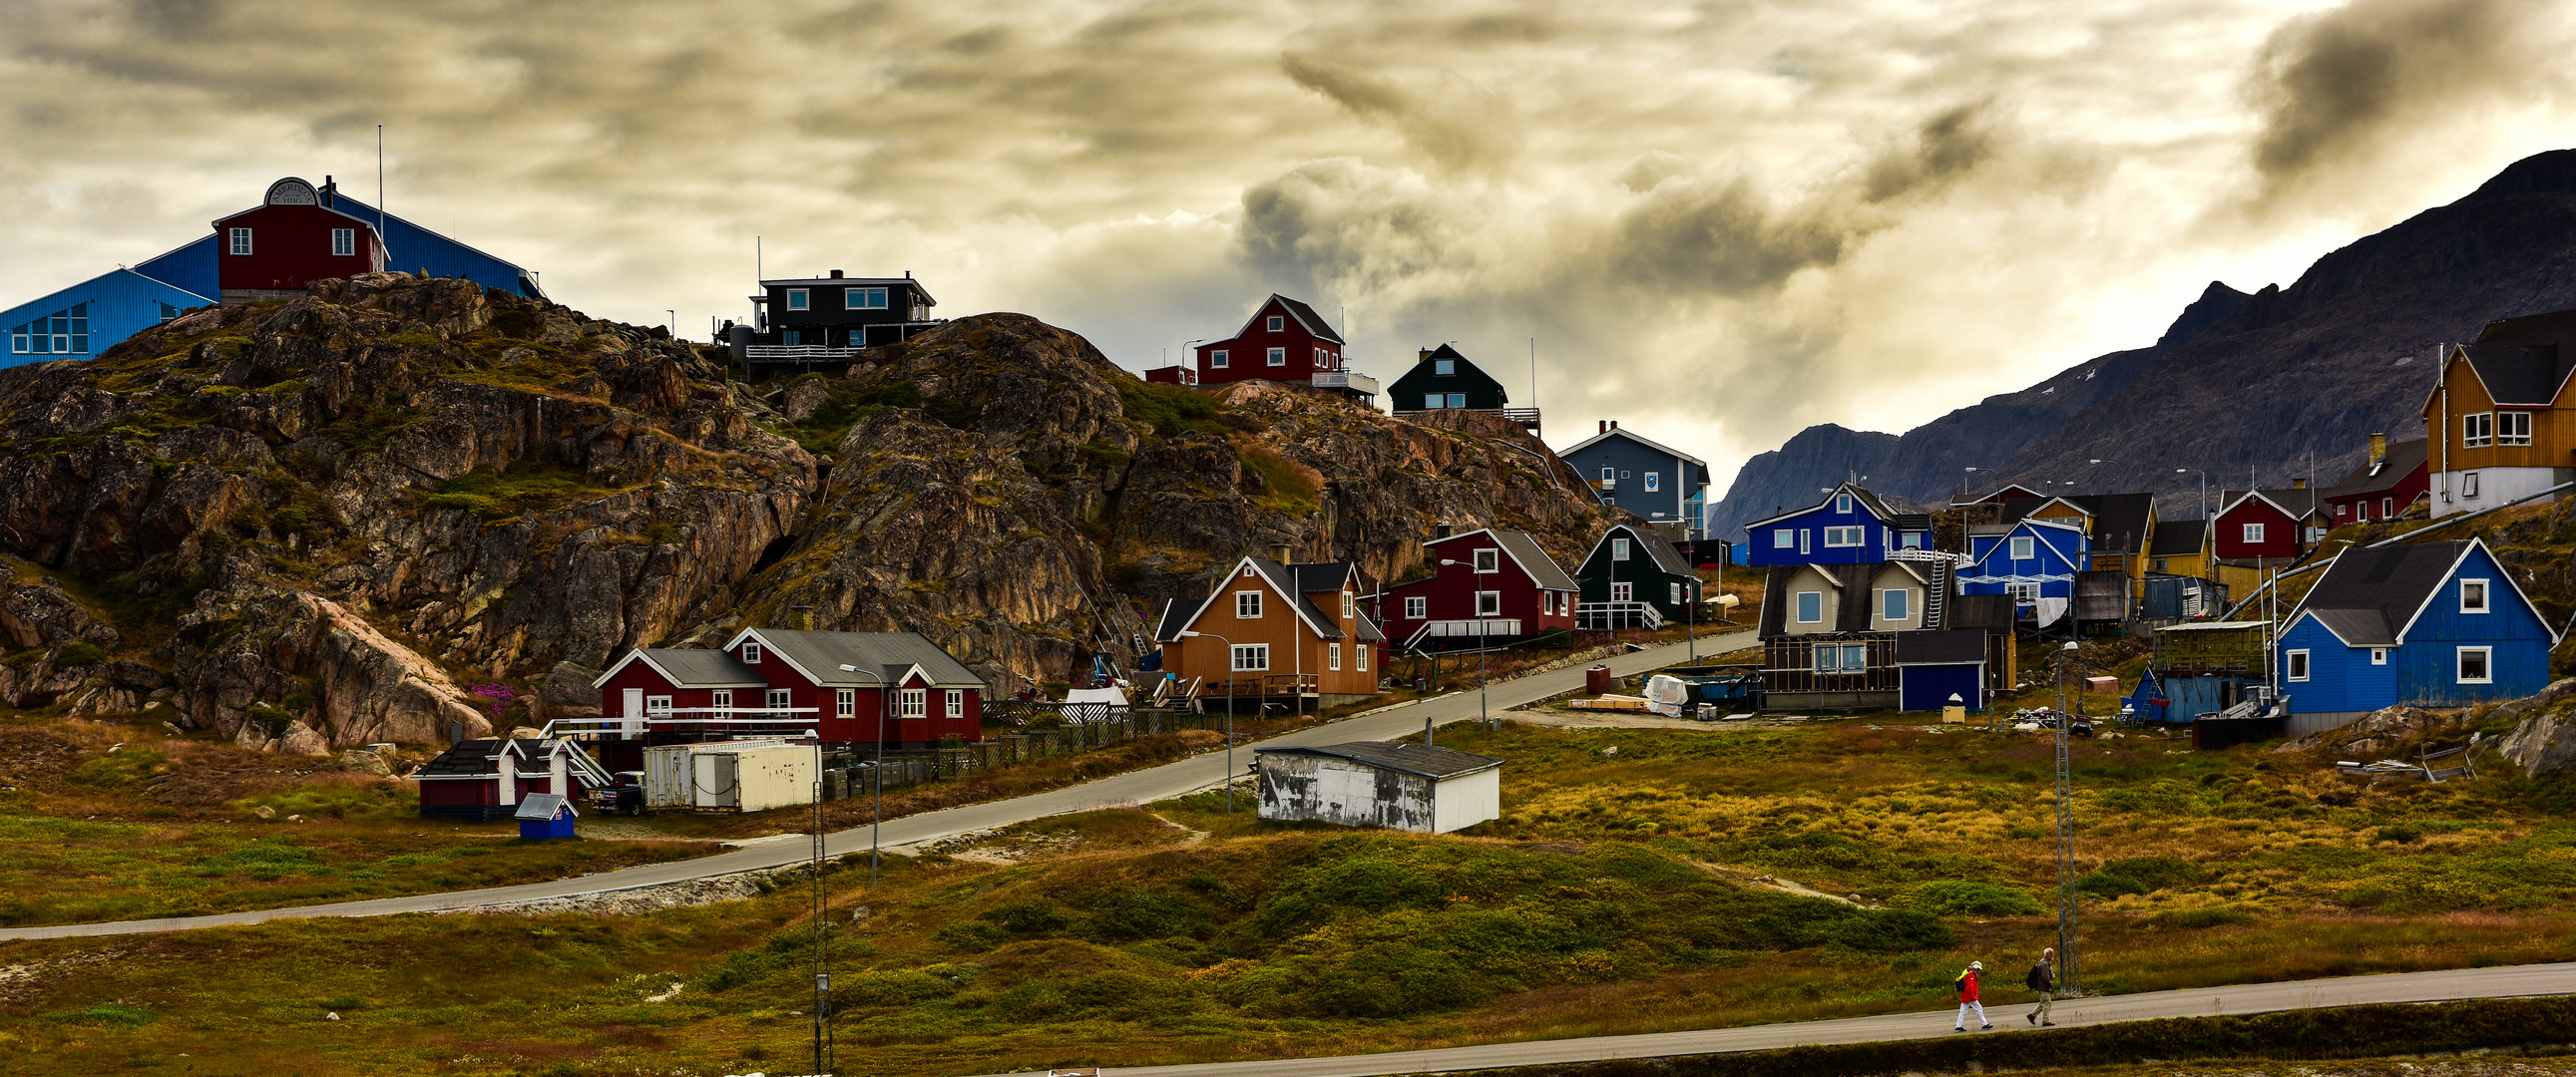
[1710,149,2576,535]
[0,274,1616,752]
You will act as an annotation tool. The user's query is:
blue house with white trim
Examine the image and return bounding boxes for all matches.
[1959,519,2088,621]
[2277,538,2558,731]
[1742,484,1931,567]
[1558,422,1713,540]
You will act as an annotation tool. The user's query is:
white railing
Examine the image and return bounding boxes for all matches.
[746,345,864,360]
[1312,370,1381,394]
[1575,601,1663,630]
[1415,618,1521,638]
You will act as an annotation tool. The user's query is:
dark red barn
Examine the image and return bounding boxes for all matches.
[586,629,986,770]
[213,177,387,302]
[1378,529,1580,650]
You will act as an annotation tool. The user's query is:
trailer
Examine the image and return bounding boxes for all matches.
[641,740,820,813]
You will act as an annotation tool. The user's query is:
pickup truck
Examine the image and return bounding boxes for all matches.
[589,771,646,816]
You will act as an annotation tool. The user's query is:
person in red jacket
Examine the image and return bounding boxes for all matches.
[1953,960,1991,1031]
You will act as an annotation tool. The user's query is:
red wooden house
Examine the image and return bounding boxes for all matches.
[2211,486,2329,562]
[2323,436,2429,526]
[1378,529,1580,651]
[412,737,612,823]
[586,629,986,770]
[1143,294,1374,403]
[213,178,388,303]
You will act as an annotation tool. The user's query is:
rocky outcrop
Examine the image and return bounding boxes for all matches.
[0,575,119,650]
[2497,678,2576,778]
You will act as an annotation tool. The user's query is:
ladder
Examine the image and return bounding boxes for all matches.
[1926,561,1951,628]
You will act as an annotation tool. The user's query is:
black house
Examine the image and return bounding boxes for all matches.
[1389,344,1512,415]
[746,269,940,353]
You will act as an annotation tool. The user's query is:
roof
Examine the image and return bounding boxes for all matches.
[1153,598,1194,644]
[592,647,769,689]
[2456,343,2572,407]
[1283,560,1385,640]
[1168,556,1350,642]
[1556,425,1709,469]
[412,739,508,778]
[1486,530,1580,591]
[759,275,937,305]
[515,793,575,821]
[1219,293,1343,345]
[2148,521,2207,556]
[1595,524,1696,577]
[2217,487,2323,521]
[1947,593,2017,633]
[725,629,985,688]
[1254,740,1501,780]
[2078,494,2155,554]
[2323,440,2429,501]
[1951,482,2044,506]
[1742,483,1899,531]
[1894,629,1986,666]
[2286,541,2470,646]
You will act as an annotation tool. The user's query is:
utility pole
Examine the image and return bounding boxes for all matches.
[810,759,831,1077]
[2054,640,2082,995]
[1179,630,1235,811]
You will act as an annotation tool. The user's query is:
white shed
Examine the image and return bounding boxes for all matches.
[1252,741,1502,834]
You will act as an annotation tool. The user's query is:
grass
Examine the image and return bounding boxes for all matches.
[415,459,634,521]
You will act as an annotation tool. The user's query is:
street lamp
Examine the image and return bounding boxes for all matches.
[834,663,890,885]
[1177,629,1237,812]
[1439,559,1494,730]
[2052,640,2083,995]
[2176,468,2209,520]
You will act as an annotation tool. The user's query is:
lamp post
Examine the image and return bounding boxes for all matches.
[2053,640,2082,995]
[1440,558,1494,730]
[834,664,889,886]
[2176,468,2209,521]
[1177,629,1236,812]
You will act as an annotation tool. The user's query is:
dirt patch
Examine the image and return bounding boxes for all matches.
[1503,707,1806,731]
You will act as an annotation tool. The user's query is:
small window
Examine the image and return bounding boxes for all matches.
[2460,578,2489,613]
[2463,472,2480,497]
[1476,591,1502,616]
[331,227,355,257]
[1773,529,1795,548]
[2153,557,2168,571]
[1835,493,1853,514]
[2458,646,2492,684]
[1795,590,1823,623]
[2381,496,2394,518]
[785,288,809,311]
[1211,349,1229,368]
[1423,394,1445,410]
[1342,591,1355,618]
[846,287,888,309]
[1601,467,1615,482]
[837,688,856,718]
[741,642,762,663]
[1447,393,1467,408]
[2242,523,2265,543]
[1231,644,1268,671]
[1612,581,1633,602]
[1884,588,1909,622]
[1358,642,1368,671]
[1242,564,1258,578]
[947,689,965,717]
[1267,315,1283,332]
[2500,411,2533,446]
[1267,347,1286,366]
[2007,582,2039,603]
[1328,642,1342,670]
[1406,595,1427,618]
[767,688,792,713]
[228,227,252,255]
[2010,537,2034,560]
[1435,359,1455,375]
[2463,412,2493,448]
[782,330,802,345]
[1237,590,1263,618]
[1314,347,1327,366]
[1474,547,1500,572]
[1670,581,1684,605]
[2370,647,2388,665]
[2286,649,2310,682]
[646,695,672,717]
[1814,647,1840,672]
[712,690,732,714]
[1798,530,1810,555]
[1844,642,1866,668]
[901,688,927,717]
[1612,538,1631,561]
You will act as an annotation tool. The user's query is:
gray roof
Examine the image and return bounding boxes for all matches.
[2149,521,2207,556]
[1596,524,1695,577]
[1254,740,1501,780]
[2324,440,2429,501]
[1481,530,1581,591]
[760,275,937,305]
[1947,593,2016,633]
[744,629,985,688]
[1893,629,1987,666]
[515,793,575,821]
[2285,540,2470,646]
[2458,343,2570,406]
[413,739,508,778]
[1999,493,2156,554]
[1267,294,1344,344]
[1153,598,1194,644]
[634,648,767,687]
[1246,557,1345,638]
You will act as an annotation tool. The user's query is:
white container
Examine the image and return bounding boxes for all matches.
[642,744,698,811]
[640,740,816,812]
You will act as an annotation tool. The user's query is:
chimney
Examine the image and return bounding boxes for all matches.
[1419,348,1434,363]
[2369,432,2387,467]
[1610,420,1619,430]
[321,175,335,206]
[1599,420,1608,434]
[829,269,844,279]
[1434,523,1453,540]
[1270,542,1293,564]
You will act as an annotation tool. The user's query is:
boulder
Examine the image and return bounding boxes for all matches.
[777,379,831,422]
[335,748,395,777]
[534,661,605,723]
[2497,678,2576,778]
[2279,703,2448,754]
[0,578,120,651]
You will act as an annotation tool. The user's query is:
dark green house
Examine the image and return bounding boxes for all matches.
[1575,523,1702,629]
[1389,344,1510,414]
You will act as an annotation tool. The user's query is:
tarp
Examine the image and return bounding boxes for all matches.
[1066,687,1130,707]
[2125,670,2170,724]
[1643,674,1689,717]
[2034,597,2070,627]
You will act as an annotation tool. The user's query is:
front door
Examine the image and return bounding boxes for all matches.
[623,688,644,720]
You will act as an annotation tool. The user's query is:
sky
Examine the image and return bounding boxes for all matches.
[4,0,2575,488]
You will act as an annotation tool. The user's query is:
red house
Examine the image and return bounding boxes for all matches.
[2323,436,2429,526]
[2211,486,2329,561]
[587,629,986,770]
[1144,294,1377,404]
[411,737,612,823]
[1378,529,1580,650]
[213,177,388,303]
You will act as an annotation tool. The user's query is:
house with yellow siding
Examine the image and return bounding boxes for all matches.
[2420,308,2576,518]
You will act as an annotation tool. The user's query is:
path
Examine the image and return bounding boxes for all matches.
[0,630,1751,940]
[1031,961,2576,1077]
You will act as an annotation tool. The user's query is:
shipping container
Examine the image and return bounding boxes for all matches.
[640,740,818,812]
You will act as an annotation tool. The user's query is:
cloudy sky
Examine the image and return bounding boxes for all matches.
[5,0,2574,485]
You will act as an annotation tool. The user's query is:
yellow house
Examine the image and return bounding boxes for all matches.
[2419,308,2576,518]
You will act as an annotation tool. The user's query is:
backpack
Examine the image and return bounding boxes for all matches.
[1953,969,1971,994]
[2025,964,2045,990]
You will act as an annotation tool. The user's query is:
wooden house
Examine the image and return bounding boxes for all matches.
[2277,538,2558,731]
[1744,483,1930,567]
[1757,554,1971,710]
[1574,524,1701,629]
[1558,423,1713,539]
[1380,530,1578,650]
[1894,629,1991,712]
[2147,518,2210,580]
[412,737,613,823]
[1155,555,1385,708]
[1999,493,2157,597]
[209,177,389,303]
[588,630,986,769]
[2210,486,2328,595]
[2323,435,2429,527]
[1387,344,1528,431]
[1152,294,1377,404]
[746,270,940,353]
[1253,742,1501,833]
[2419,308,2576,519]
[1959,518,2087,624]
[1951,482,2044,508]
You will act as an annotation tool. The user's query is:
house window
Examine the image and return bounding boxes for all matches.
[766,688,792,713]
[2286,649,2310,682]
[1475,547,1500,572]
[1211,349,1229,368]
[1612,581,1633,602]
[1424,394,1446,410]
[901,688,927,717]
[786,288,809,311]
[1237,590,1262,618]
[1267,315,1283,331]
[846,287,888,309]
[229,227,252,255]
[2370,647,2388,665]
[1315,347,1327,366]
[2463,472,2480,497]
[2242,523,2265,543]
[1796,590,1823,623]
[2463,412,2493,448]
[947,689,965,717]
[1901,532,1923,548]
[1476,591,1502,616]
[1358,643,1368,671]
[1884,588,1909,622]
[1446,393,1467,408]
[2460,578,2489,613]
[2381,496,2394,518]
[1231,644,1268,672]
[782,330,802,345]
[1824,526,1865,546]
[712,689,731,715]
[741,642,761,663]
[1328,643,1341,670]
[2010,537,2034,559]
[331,228,355,256]
[646,695,672,717]
[2007,582,2039,603]
[1342,591,1355,618]
[1836,494,1853,514]
[1242,564,1258,577]
[1436,359,1455,375]
[1670,581,1684,605]
[1405,595,1427,619]
[2457,646,2492,684]
[1644,473,1661,493]
[1267,347,1286,366]
[1799,530,1810,555]
[1774,529,1795,548]
[1815,642,1868,672]
[10,303,89,355]
[1604,539,1630,564]
[2500,412,2532,446]
[2154,558,2168,571]
[1602,467,1616,483]
[837,688,856,718]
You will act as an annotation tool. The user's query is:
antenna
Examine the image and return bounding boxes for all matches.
[1529,337,1537,410]
[375,125,388,267]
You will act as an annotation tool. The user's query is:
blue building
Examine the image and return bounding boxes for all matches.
[1742,483,1932,567]
[4,175,542,369]
[1959,518,2088,623]
[1559,422,1713,540]
[2277,538,2558,729]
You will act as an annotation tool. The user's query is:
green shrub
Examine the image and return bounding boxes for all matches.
[1901,880,2045,916]
[1115,379,1222,439]
[47,1002,154,1027]
[2375,825,2423,844]
[1835,908,1955,952]
[52,640,111,667]
[934,920,1009,948]
[2076,856,2206,898]
[979,900,1072,933]
[69,749,169,789]
[2147,905,2256,928]
[1079,886,1211,941]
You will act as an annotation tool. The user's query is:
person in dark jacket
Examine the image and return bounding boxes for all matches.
[1953,960,1990,1031]
[2026,947,2057,1025]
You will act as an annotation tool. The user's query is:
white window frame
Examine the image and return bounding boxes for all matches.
[711,689,731,715]
[1327,642,1341,671]
[1267,315,1283,332]
[1474,547,1500,572]
[1795,590,1822,623]
[1669,581,1684,605]
[785,288,809,311]
[766,688,792,713]
[900,688,927,717]
[846,287,888,310]
[2457,646,2493,685]
[1773,529,1795,549]
[1447,393,1467,408]
[741,642,762,663]
[2381,496,2394,519]
[2007,582,2039,603]
[1342,590,1355,618]
[836,688,856,718]
[1643,472,1661,493]
[331,227,355,257]
[947,689,965,717]
[1883,588,1909,622]
[1231,644,1268,672]
[1814,646,1841,672]
[1237,590,1263,618]
[1357,642,1368,671]
[2009,537,2034,560]
[1611,581,1633,602]
[1612,538,1631,560]
[1798,530,1810,555]
[1210,349,1229,368]
[1835,493,1853,515]
[2243,523,2265,543]
[2286,649,2310,682]
[2464,472,2481,498]
[229,227,252,255]
[2500,411,2533,446]
[1824,526,1864,547]
[1476,590,1502,616]
[1267,347,1286,367]
[646,695,673,717]
[2460,578,2489,613]
[2370,647,2388,665]
[2463,412,2493,449]
[1405,595,1427,619]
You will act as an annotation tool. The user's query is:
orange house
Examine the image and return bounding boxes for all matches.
[1152,556,1386,710]
[2420,308,2576,518]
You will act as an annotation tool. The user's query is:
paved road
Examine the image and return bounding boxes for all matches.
[0,631,1752,940]
[1039,961,2576,1077]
